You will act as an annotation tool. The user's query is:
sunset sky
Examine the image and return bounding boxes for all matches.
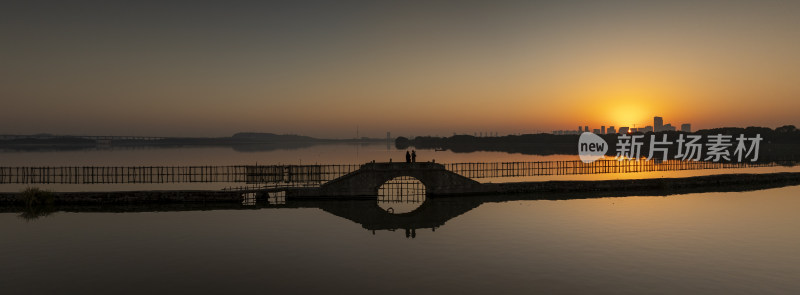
[2,1,799,138]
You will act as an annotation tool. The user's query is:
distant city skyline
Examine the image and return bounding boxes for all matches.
[554,116,691,135]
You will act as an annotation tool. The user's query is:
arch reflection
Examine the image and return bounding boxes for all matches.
[377,176,426,214]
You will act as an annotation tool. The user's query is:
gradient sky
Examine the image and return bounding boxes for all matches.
[2,1,799,138]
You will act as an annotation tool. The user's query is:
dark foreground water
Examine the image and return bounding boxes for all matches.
[2,186,800,294]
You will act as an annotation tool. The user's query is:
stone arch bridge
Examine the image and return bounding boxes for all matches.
[286,162,486,198]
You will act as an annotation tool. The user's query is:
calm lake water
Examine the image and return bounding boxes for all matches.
[2,144,799,294]
[2,143,799,192]
[0,143,571,192]
[2,186,799,294]
[0,143,564,166]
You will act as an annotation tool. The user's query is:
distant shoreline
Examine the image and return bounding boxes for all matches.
[396,126,800,161]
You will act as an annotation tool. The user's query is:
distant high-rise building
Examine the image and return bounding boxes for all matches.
[593,129,601,134]
[601,126,606,134]
[642,126,653,133]
[578,126,583,133]
[681,123,691,133]
[654,116,664,132]
[584,126,589,133]
[619,127,630,134]
[608,126,616,134]
[663,124,676,131]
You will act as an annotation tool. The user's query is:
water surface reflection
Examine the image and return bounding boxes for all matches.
[2,184,800,294]
[10,178,799,236]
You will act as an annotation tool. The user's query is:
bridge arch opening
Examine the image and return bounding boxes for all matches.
[377,176,426,214]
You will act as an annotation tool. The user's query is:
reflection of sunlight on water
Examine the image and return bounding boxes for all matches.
[478,165,800,183]
[377,176,426,214]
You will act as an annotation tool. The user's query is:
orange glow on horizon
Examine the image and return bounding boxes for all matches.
[569,77,674,130]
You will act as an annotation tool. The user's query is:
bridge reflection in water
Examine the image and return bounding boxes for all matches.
[258,175,800,238]
[13,177,800,239]
[274,170,800,238]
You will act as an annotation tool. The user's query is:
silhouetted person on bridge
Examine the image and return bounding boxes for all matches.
[405,151,411,163]
[411,150,416,162]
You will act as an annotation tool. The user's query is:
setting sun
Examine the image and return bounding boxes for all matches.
[608,103,650,128]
